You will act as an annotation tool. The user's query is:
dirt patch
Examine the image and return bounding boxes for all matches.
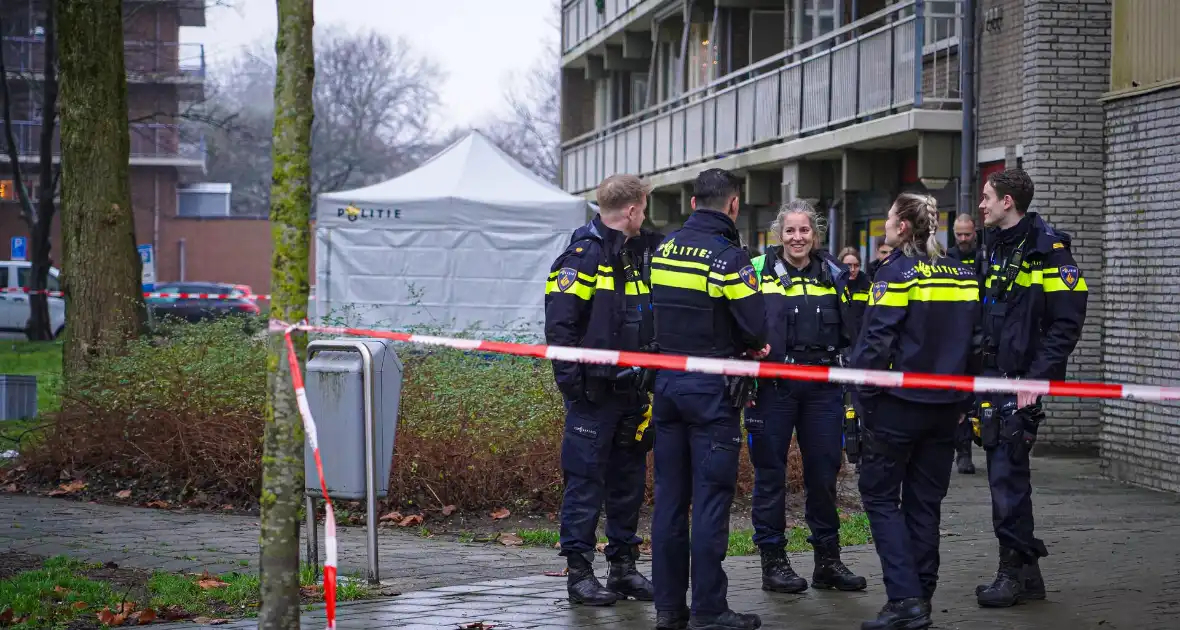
[0,553,44,581]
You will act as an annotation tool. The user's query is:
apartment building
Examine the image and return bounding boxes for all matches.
[559,0,1180,491]
[0,1,276,293]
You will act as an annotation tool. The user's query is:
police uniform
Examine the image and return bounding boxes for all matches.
[946,242,981,475]
[744,247,867,594]
[975,213,1087,608]
[544,214,659,606]
[847,270,871,329]
[649,209,767,629]
[850,249,980,629]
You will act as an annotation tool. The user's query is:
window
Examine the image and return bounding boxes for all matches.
[16,267,60,292]
[630,72,649,113]
[804,0,838,42]
[899,0,961,49]
[686,21,717,91]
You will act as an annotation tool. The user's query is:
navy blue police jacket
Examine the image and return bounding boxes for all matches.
[649,209,767,358]
[850,249,982,405]
[544,215,658,400]
[749,246,859,363]
[979,212,1088,380]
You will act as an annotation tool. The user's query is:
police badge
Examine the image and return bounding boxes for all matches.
[871,281,888,304]
[1059,265,1079,290]
[556,267,578,292]
[739,265,759,290]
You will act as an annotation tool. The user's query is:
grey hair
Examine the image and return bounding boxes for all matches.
[893,193,945,260]
[769,199,827,246]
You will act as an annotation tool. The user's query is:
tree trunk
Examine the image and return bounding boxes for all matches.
[259,1,314,629]
[56,0,145,380]
[28,2,60,342]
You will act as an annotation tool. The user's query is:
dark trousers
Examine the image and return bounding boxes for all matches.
[858,394,959,601]
[954,413,974,455]
[982,390,1049,560]
[746,379,843,548]
[558,397,647,560]
[651,372,743,616]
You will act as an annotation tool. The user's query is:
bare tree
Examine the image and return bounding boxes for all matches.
[0,4,60,341]
[57,0,146,380]
[259,0,313,626]
[478,46,560,183]
[204,27,444,216]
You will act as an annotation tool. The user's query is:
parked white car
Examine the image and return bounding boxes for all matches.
[0,260,66,338]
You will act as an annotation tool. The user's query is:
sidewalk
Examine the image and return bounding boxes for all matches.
[4,456,1180,629]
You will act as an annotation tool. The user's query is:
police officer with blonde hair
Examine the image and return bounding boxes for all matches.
[545,173,660,606]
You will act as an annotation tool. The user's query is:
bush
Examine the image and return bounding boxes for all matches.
[19,319,817,513]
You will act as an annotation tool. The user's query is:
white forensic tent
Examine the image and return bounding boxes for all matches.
[315,131,589,337]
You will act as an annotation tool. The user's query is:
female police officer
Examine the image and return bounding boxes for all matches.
[850,193,981,630]
[746,200,867,594]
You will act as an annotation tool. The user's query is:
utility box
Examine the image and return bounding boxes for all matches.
[0,375,37,421]
[303,339,403,500]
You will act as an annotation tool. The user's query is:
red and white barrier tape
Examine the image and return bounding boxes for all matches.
[0,287,272,300]
[282,327,337,630]
[273,320,1180,401]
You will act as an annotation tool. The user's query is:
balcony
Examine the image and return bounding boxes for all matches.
[562,0,658,57]
[560,0,962,194]
[1,37,205,81]
[0,119,206,167]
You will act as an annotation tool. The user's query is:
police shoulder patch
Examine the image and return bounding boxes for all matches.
[738,265,759,290]
[1058,265,1079,290]
[871,281,888,303]
[556,267,578,292]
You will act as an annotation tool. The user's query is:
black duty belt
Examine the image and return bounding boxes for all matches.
[783,347,839,366]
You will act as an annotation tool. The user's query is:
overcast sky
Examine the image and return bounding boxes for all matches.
[181,0,556,129]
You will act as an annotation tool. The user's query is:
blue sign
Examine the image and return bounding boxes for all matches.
[138,244,156,290]
[10,237,26,262]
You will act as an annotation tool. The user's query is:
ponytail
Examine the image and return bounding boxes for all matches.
[893,193,944,261]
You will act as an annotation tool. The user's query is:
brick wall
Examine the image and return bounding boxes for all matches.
[1100,86,1180,491]
[1021,0,1109,451]
[977,0,1024,152]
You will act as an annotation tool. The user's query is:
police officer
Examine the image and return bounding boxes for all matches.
[838,246,871,323]
[974,168,1088,608]
[649,168,769,630]
[851,193,981,630]
[745,200,867,595]
[544,174,659,606]
[946,213,982,474]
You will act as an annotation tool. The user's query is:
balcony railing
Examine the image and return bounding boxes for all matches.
[1,37,206,79]
[0,120,205,161]
[562,0,646,54]
[560,0,961,193]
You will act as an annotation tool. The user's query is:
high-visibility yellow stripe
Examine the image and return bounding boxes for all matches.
[852,292,869,303]
[545,279,595,301]
[652,256,710,272]
[1042,266,1088,293]
[597,275,615,290]
[651,268,726,298]
[625,281,650,296]
[869,279,979,307]
[722,281,758,300]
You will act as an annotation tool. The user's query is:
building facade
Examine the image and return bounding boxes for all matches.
[0,0,281,293]
[558,0,1180,491]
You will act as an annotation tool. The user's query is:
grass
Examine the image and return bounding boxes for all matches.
[505,512,872,558]
[0,340,62,414]
[0,556,371,628]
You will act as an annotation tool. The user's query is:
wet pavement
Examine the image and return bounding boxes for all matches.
[4,455,1180,628]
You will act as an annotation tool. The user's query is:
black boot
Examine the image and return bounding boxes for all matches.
[758,545,807,593]
[860,598,932,630]
[955,447,976,474]
[976,546,1025,607]
[812,539,867,591]
[606,545,654,601]
[1022,558,1046,600]
[656,608,690,630]
[566,553,618,606]
[688,610,762,630]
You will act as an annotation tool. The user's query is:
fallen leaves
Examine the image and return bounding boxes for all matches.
[0,608,12,625]
[196,571,229,589]
[460,623,496,629]
[498,532,523,547]
[398,514,423,527]
[2,483,16,493]
[96,607,126,626]
[379,511,403,523]
[299,585,323,598]
[542,568,568,577]
[191,617,230,625]
[490,507,511,520]
[144,500,170,509]
[72,601,89,611]
[47,479,86,496]
[115,489,132,499]
[441,504,456,516]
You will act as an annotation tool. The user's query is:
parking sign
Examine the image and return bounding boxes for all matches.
[138,244,156,289]
[10,236,26,261]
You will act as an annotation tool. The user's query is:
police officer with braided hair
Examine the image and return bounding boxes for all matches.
[851,193,981,630]
[974,168,1087,608]
[649,168,769,630]
[544,174,659,606]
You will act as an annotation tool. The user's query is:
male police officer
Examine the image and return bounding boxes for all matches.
[974,168,1088,608]
[946,213,982,475]
[649,168,769,630]
[545,174,659,606]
